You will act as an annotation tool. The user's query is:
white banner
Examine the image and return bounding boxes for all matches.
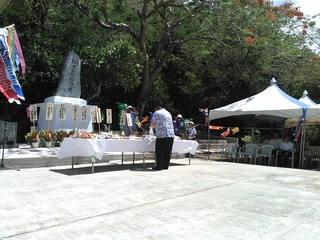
[30,104,37,121]
[72,105,78,121]
[46,103,54,120]
[126,113,133,127]
[91,107,97,123]
[59,104,66,120]
[81,106,87,122]
[106,109,112,124]
[121,110,126,125]
[96,108,101,123]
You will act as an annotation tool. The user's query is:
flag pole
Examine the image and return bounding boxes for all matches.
[207,108,210,160]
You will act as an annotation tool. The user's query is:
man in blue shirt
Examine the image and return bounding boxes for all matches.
[150,106,175,170]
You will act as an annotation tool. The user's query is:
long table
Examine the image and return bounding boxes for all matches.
[58,138,199,173]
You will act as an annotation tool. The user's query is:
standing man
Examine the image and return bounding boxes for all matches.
[150,105,175,170]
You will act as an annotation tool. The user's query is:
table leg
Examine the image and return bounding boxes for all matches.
[72,156,74,169]
[91,156,95,174]
[133,152,135,164]
[122,152,124,165]
[143,152,145,169]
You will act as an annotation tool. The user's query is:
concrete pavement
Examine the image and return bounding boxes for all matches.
[1,152,320,240]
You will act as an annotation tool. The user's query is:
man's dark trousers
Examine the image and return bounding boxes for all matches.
[155,137,174,169]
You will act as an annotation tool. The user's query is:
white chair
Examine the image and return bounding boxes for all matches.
[275,148,296,168]
[237,143,258,164]
[221,142,239,162]
[255,145,274,165]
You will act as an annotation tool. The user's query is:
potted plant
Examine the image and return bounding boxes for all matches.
[25,130,40,148]
[39,130,57,147]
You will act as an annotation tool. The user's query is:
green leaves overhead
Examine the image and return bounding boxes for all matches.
[1,0,320,121]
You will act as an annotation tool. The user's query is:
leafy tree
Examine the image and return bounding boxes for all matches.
[70,0,226,115]
[1,0,320,132]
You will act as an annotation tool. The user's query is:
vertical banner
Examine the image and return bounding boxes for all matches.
[91,107,97,123]
[59,104,66,120]
[106,109,112,124]
[81,106,87,122]
[46,103,54,120]
[96,108,101,123]
[121,110,126,125]
[72,105,78,121]
[126,113,133,127]
[29,104,37,121]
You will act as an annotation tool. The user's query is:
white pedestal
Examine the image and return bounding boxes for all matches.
[36,96,97,133]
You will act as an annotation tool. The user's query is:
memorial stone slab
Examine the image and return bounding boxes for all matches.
[55,52,81,98]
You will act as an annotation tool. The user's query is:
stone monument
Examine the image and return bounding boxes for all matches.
[55,52,81,98]
[36,52,97,133]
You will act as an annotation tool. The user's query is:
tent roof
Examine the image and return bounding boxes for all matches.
[284,91,320,128]
[208,78,309,122]
[299,90,317,106]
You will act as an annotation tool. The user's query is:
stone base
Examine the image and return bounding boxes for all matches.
[35,96,97,133]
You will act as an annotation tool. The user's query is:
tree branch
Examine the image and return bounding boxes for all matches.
[73,0,138,41]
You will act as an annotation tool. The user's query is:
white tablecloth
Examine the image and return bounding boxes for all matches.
[58,138,199,160]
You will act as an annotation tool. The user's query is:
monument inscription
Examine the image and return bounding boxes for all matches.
[55,52,81,98]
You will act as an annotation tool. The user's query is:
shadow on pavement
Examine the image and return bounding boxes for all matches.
[49,162,186,175]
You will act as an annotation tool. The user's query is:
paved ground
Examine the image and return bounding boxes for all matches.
[1,147,320,240]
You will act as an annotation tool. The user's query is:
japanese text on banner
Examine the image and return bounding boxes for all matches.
[81,106,87,122]
[46,103,54,120]
[59,104,66,120]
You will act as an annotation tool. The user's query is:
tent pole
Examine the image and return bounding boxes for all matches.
[299,125,306,169]
[207,117,210,160]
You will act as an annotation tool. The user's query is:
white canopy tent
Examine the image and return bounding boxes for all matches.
[209,78,309,122]
[208,78,311,168]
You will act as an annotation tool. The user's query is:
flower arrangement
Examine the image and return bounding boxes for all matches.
[39,130,57,143]
[68,130,95,139]
[25,130,40,144]
[56,130,68,142]
[67,130,75,137]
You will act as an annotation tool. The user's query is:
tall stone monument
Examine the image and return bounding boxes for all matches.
[36,52,97,132]
[55,52,81,98]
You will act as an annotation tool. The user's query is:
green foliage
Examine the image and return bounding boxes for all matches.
[80,39,142,92]
[306,126,320,146]
[1,0,320,130]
